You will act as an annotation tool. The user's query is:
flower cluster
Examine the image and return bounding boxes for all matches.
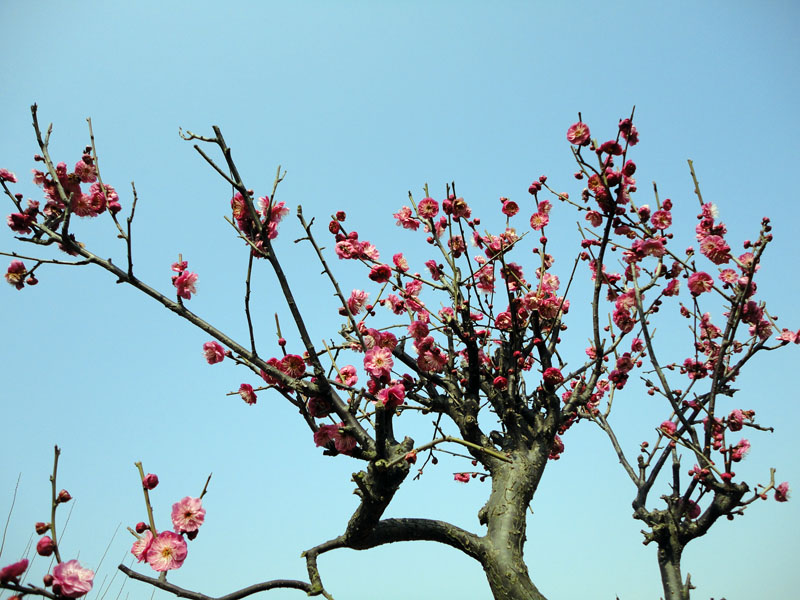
[171,259,198,300]
[231,192,289,255]
[130,472,205,573]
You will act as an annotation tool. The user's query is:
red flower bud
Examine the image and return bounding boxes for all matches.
[142,473,159,490]
[43,574,54,587]
[542,367,564,387]
[135,521,149,534]
[56,489,72,503]
[35,522,50,535]
[36,536,55,557]
[335,210,346,221]
[404,451,417,464]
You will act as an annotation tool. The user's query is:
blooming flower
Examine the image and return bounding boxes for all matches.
[52,559,94,598]
[173,271,198,299]
[202,341,225,364]
[699,234,731,265]
[775,481,790,502]
[454,473,471,483]
[542,367,564,387]
[687,271,714,295]
[131,530,154,562]
[0,168,18,183]
[730,439,751,462]
[377,383,405,410]
[660,421,677,436]
[529,211,549,231]
[334,365,358,387]
[238,383,257,405]
[393,206,419,230]
[5,260,27,290]
[172,496,206,533]
[368,264,392,283]
[417,197,439,219]
[313,423,339,447]
[347,289,369,315]
[146,531,188,571]
[392,253,409,272]
[501,199,519,217]
[0,559,28,584]
[566,122,591,146]
[364,346,393,379]
[280,354,306,378]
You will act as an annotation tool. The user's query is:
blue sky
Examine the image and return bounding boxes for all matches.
[1,2,799,599]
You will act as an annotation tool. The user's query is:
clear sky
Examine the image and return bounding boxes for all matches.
[1,2,798,599]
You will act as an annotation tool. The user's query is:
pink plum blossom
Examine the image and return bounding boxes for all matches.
[566,122,591,146]
[660,421,677,436]
[314,423,339,447]
[687,272,713,295]
[368,264,392,283]
[393,206,419,230]
[52,559,94,598]
[699,235,731,264]
[238,383,257,405]
[146,531,188,571]
[347,289,369,315]
[5,260,26,290]
[172,496,206,533]
[377,383,405,410]
[202,341,225,364]
[417,197,439,218]
[501,199,519,217]
[392,253,409,272]
[529,212,549,231]
[730,439,750,462]
[280,354,306,378]
[0,168,18,183]
[335,365,358,387]
[364,346,393,379]
[0,559,28,584]
[131,530,154,562]
[542,367,564,387]
[775,481,790,502]
[173,271,198,300]
[454,473,471,483]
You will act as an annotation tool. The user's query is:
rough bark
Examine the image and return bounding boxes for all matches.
[478,449,549,600]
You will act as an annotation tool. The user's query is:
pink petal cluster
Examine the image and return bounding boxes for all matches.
[202,341,226,364]
[5,260,27,290]
[775,481,790,502]
[172,496,206,533]
[454,473,471,483]
[417,197,439,218]
[364,346,394,380]
[0,168,18,183]
[313,423,357,453]
[687,271,713,295]
[566,122,591,146]
[146,531,188,571]
[238,383,257,405]
[131,530,154,562]
[542,367,564,387]
[173,271,198,299]
[347,289,369,315]
[52,559,94,598]
[0,558,28,584]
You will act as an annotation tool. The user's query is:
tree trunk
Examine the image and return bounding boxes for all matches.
[479,450,549,600]
[657,542,690,600]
